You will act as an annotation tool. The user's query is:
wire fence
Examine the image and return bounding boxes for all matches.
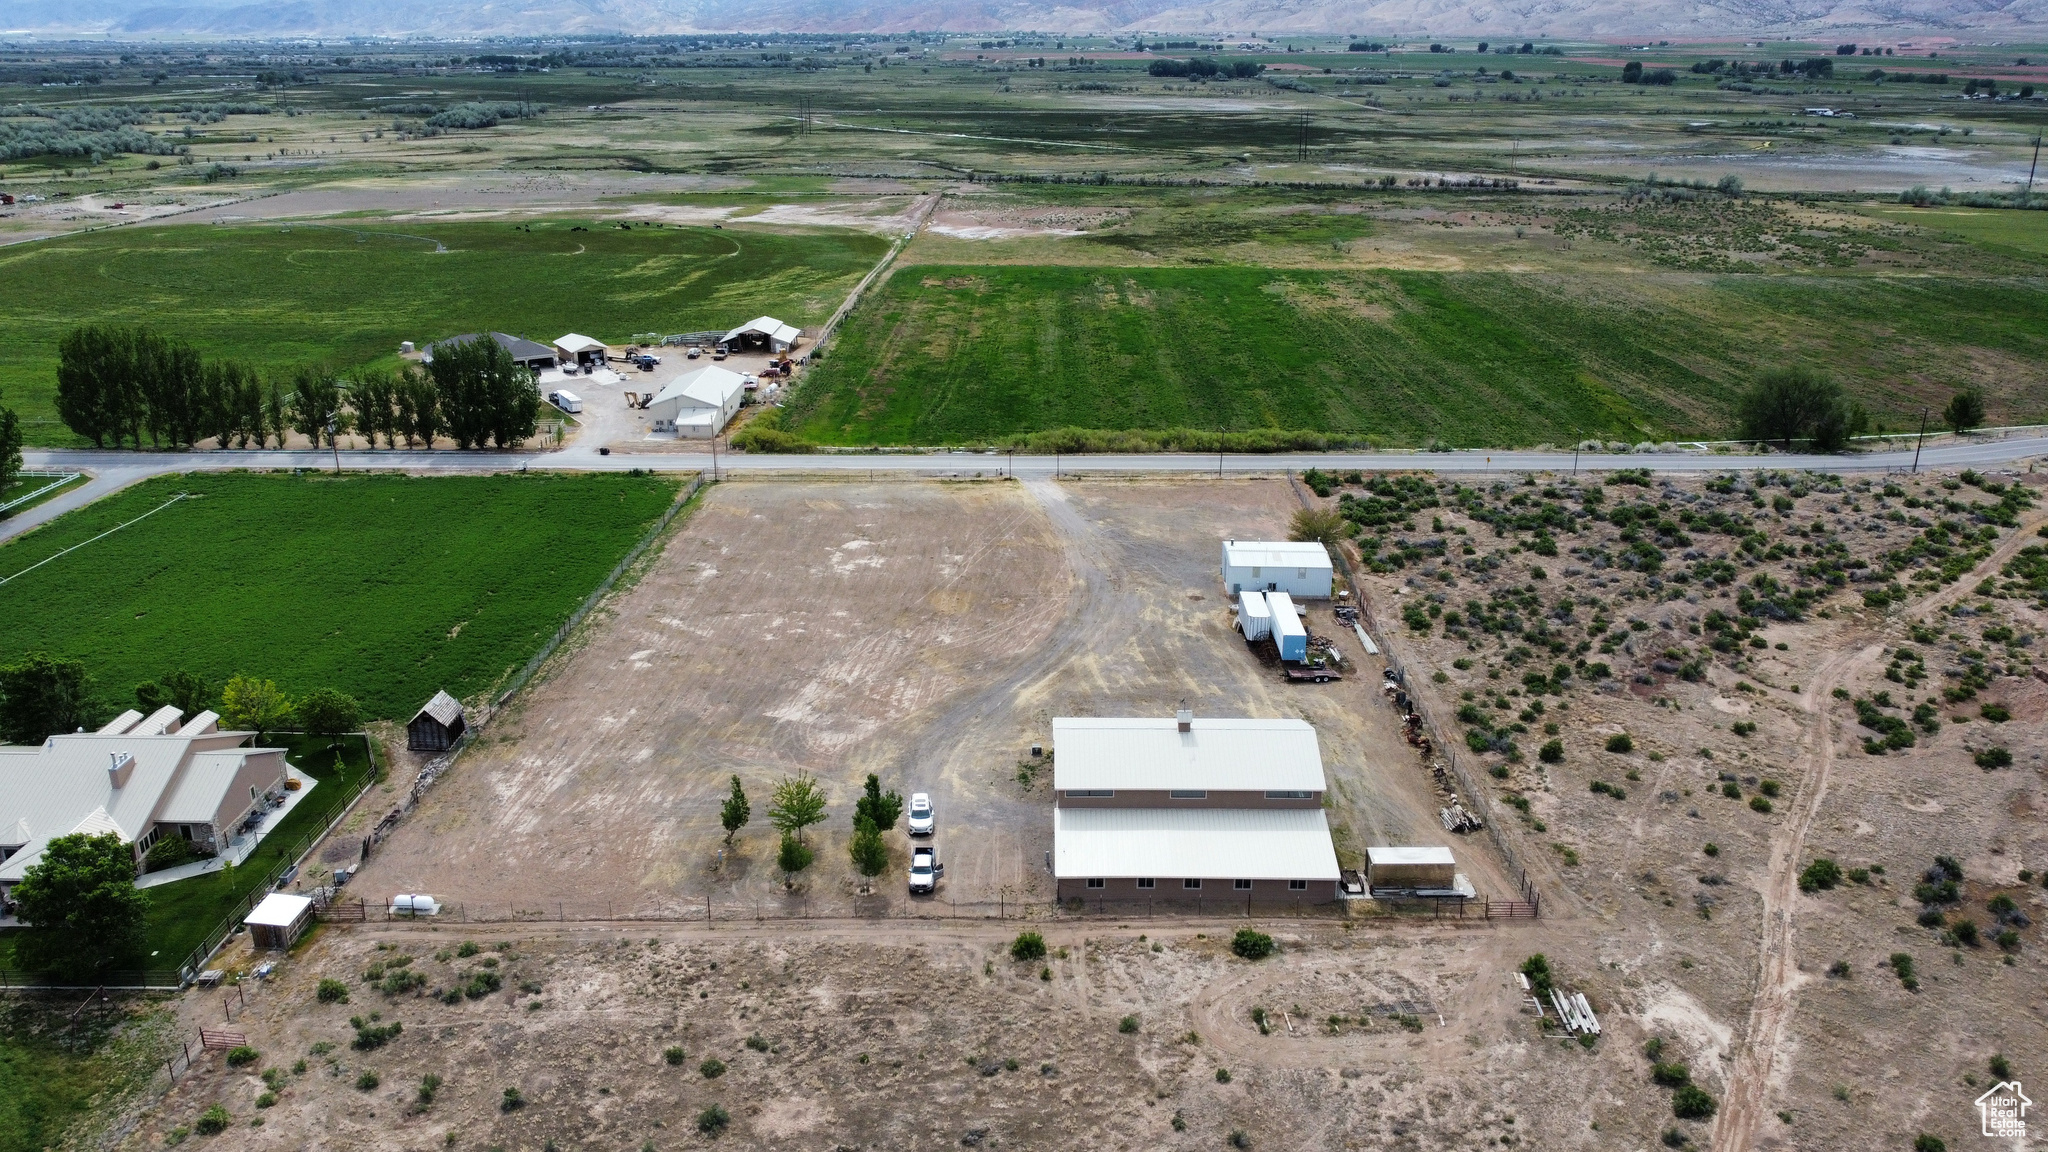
[493,474,705,709]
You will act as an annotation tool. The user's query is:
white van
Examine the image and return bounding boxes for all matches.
[548,389,583,414]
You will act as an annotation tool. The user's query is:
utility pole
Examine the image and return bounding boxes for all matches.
[1572,433,1580,476]
[2028,134,2042,202]
[325,416,339,475]
[711,433,720,481]
[1911,406,1929,474]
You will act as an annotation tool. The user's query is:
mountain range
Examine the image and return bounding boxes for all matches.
[5,0,2041,42]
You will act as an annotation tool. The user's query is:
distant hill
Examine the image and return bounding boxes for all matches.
[5,0,2041,39]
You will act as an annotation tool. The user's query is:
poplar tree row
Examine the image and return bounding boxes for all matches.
[55,325,542,451]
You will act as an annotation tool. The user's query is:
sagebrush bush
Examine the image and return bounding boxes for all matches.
[1231,929,1276,960]
[1009,931,1047,962]
[195,1105,230,1135]
[316,978,349,1004]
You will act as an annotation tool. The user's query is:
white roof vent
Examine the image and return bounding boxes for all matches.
[1175,706,1194,733]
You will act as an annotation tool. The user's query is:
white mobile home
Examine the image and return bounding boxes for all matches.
[646,365,747,438]
[1222,539,1333,599]
[1235,590,1272,641]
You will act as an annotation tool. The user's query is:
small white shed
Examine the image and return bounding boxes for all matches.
[1236,590,1272,640]
[1222,539,1333,599]
[244,892,315,950]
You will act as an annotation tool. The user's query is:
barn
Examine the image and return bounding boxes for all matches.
[553,333,610,368]
[406,690,466,752]
[719,316,803,354]
[646,365,747,438]
[425,332,558,372]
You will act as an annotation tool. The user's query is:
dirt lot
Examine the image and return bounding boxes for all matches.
[351,477,1496,918]
[117,467,2048,1152]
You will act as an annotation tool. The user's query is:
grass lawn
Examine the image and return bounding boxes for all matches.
[0,470,681,720]
[789,265,2048,447]
[0,220,888,444]
[0,733,375,978]
[0,997,174,1152]
[0,472,83,521]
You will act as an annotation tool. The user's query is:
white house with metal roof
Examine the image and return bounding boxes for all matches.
[1222,539,1333,599]
[720,316,802,354]
[1050,710,1341,903]
[645,365,747,438]
[0,710,295,902]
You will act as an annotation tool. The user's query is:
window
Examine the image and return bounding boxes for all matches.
[1086,878,1104,889]
[1264,790,1314,799]
[1183,878,1202,890]
[1168,789,1207,799]
[1234,879,1253,891]
[1136,878,1155,889]
[1251,565,1262,577]
[1064,790,1114,798]
[1297,567,1307,579]
[1289,879,1308,891]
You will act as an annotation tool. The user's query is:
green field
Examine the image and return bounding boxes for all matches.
[0,997,172,1152]
[0,220,888,444]
[0,471,680,719]
[789,265,2048,447]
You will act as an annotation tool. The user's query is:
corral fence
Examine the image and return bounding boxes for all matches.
[0,737,383,991]
[1287,474,1543,918]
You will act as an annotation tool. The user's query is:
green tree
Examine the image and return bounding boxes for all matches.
[1944,387,1985,435]
[853,773,903,832]
[1736,367,1850,450]
[0,652,95,744]
[1288,506,1346,549]
[426,335,539,449]
[297,688,361,737]
[1622,60,1643,82]
[849,813,888,880]
[220,674,293,736]
[134,670,212,715]
[11,831,148,974]
[396,366,441,449]
[54,324,135,448]
[289,367,346,448]
[0,395,21,497]
[776,831,814,877]
[768,773,827,841]
[720,775,751,846]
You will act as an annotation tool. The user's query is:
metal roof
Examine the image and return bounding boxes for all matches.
[554,333,607,353]
[1268,592,1306,638]
[1365,846,1456,866]
[411,690,463,728]
[1223,539,1333,569]
[721,315,801,345]
[429,332,557,363]
[245,892,314,928]
[1051,717,1326,793]
[1237,590,1270,619]
[1054,807,1340,881]
[159,752,250,824]
[0,731,274,863]
[649,365,747,415]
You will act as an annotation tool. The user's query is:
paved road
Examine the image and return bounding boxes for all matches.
[12,436,2047,545]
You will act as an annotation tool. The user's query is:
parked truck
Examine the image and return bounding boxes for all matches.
[908,844,943,894]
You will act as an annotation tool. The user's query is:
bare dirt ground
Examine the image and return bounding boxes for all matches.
[349,477,1499,919]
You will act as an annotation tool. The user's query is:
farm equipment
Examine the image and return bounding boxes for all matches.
[622,392,651,410]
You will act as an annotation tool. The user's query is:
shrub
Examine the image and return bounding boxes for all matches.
[1759,778,1780,798]
[1539,739,1564,763]
[1890,952,1919,990]
[418,1073,442,1104]
[456,941,479,958]
[1605,733,1634,753]
[1991,1054,2012,1078]
[1520,954,1555,997]
[1799,858,1843,892]
[664,1045,686,1065]
[355,1070,379,1091]
[1672,1083,1718,1119]
[349,1015,402,1050]
[1981,703,2010,722]
[697,1103,731,1135]
[699,1057,726,1079]
[1215,1067,1232,1083]
[381,969,427,996]
[1228,1130,1251,1149]
[224,1046,259,1067]
[254,1091,276,1109]
[316,977,349,1004]
[1119,1015,1139,1034]
[1828,959,1851,977]
[1749,796,1773,813]
[1652,1062,1691,1087]
[745,1033,770,1052]
[194,1105,231,1135]
[1010,931,1047,962]
[500,1087,524,1112]
[464,970,503,999]
[1230,929,1276,960]
[1976,747,2013,769]
[1952,918,1980,946]
[1914,1137,1946,1152]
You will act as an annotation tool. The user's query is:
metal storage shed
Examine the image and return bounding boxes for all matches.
[1235,590,1271,641]
[553,333,609,367]
[245,892,315,950]
[1364,845,1457,892]
[719,315,803,354]
[407,691,466,752]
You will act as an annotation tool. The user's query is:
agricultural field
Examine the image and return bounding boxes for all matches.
[0,220,886,444]
[791,259,2048,447]
[0,470,681,720]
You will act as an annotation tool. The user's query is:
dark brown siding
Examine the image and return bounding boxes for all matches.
[1055,877,1338,904]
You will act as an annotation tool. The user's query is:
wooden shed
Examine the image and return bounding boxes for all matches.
[407,690,466,752]
[244,893,315,950]
[1364,846,1457,893]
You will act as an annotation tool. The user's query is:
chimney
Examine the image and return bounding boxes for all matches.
[108,751,135,790]
[1176,705,1193,734]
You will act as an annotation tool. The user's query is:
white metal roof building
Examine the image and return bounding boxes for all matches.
[1222,539,1333,599]
[1051,716,1327,794]
[553,333,610,365]
[1050,715,1341,902]
[720,315,802,353]
[646,365,748,438]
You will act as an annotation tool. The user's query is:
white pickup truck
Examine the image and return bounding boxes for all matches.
[908,844,943,894]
